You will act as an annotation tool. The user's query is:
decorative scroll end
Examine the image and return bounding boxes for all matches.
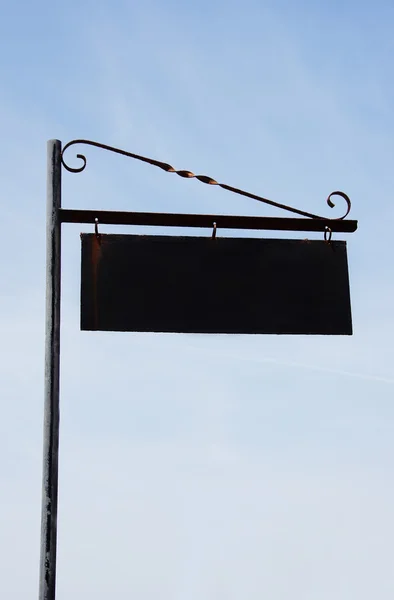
[326,191,351,220]
[61,143,87,173]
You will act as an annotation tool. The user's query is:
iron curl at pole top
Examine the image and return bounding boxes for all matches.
[61,139,352,221]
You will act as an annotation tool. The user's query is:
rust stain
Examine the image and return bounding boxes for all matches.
[90,234,102,330]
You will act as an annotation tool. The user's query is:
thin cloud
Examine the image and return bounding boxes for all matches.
[180,340,394,385]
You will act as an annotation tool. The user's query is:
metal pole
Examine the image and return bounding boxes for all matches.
[39,140,62,600]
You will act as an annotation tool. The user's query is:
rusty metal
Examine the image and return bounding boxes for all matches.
[324,226,333,243]
[60,209,357,233]
[94,217,101,244]
[61,139,352,221]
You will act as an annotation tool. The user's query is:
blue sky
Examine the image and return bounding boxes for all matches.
[1,1,394,598]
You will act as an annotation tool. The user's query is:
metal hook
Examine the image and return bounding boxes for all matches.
[212,222,217,239]
[324,226,332,243]
[94,218,101,243]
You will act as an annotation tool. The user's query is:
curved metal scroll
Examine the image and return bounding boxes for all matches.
[61,139,351,220]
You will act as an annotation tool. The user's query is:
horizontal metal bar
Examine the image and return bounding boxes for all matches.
[60,209,358,233]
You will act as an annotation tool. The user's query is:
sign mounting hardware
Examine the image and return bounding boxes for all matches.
[40,138,358,600]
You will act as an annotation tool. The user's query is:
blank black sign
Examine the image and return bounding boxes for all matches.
[80,234,352,335]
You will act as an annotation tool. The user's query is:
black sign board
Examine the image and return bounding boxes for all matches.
[80,234,352,335]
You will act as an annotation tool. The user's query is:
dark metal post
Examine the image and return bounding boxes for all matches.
[39,140,62,600]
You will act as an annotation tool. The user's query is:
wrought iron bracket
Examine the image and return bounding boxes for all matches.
[61,139,356,233]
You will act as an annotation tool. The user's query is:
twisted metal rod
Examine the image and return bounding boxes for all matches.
[61,139,351,220]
